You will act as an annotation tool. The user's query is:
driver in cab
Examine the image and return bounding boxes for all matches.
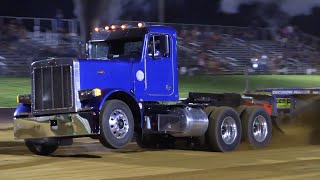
[148,39,162,57]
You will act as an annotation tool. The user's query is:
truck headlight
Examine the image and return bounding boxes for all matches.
[17,94,31,104]
[78,88,102,101]
[92,88,102,97]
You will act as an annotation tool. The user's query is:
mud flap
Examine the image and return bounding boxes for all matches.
[271,116,285,134]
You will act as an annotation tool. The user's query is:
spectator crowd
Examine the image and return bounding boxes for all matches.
[1,18,320,76]
[174,23,320,75]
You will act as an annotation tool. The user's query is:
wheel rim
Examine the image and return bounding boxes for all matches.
[221,117,238,145]
[252,115,268,142]
[109,109,129,139]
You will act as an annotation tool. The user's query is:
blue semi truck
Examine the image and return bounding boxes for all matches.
[14,23,281,155]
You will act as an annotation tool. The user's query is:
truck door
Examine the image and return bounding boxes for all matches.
[145,34,174,96]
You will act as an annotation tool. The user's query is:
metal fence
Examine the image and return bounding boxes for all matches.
[0,16,79,35]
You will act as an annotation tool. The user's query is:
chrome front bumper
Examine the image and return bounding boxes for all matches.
[14,113,98,139]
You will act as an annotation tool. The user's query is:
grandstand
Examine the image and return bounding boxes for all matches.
[0,16,319,76]
[0,16,79,76]
[173,23,320,75]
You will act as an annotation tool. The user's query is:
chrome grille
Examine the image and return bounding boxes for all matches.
[32,65,74,114]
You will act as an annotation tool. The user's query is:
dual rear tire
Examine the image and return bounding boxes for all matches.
[205,106,272,152]
[206,107,241,152]
[241,106,272,148]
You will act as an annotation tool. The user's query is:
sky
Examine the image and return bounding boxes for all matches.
[0,0,320,37]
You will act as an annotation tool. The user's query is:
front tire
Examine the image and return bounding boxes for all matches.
[136,131,157,149]
[25,138,59,156]
[206,107,241,152]
[241,106,272,148]
[99,100,134,149]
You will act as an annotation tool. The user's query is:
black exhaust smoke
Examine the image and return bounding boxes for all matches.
[73,0,151,43]
[73,0,111,43]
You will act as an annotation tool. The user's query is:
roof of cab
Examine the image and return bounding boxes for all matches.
[90,25,176,41]
[146,25,176,34]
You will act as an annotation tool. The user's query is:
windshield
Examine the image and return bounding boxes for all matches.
[88,38,143,60]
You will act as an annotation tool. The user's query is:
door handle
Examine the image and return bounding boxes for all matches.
[97,70,105,74]
[166,85,171,91]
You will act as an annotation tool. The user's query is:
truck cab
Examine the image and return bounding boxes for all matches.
[14,23,274,156]
[87,25,179,102]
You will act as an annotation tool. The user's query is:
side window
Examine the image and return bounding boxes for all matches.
[148,35,170,59]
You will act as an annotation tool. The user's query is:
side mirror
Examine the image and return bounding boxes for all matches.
[160,35,170,57]
[85,43,89,58]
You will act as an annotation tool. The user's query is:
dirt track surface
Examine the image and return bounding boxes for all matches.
[0,108,14,121]
[0,120,320,180]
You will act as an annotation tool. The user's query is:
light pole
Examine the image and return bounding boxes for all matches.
[245,66,250,94]
[245,58,259,94]
[158,0,165,23]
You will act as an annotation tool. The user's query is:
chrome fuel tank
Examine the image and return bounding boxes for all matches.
[158,107,209,137]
